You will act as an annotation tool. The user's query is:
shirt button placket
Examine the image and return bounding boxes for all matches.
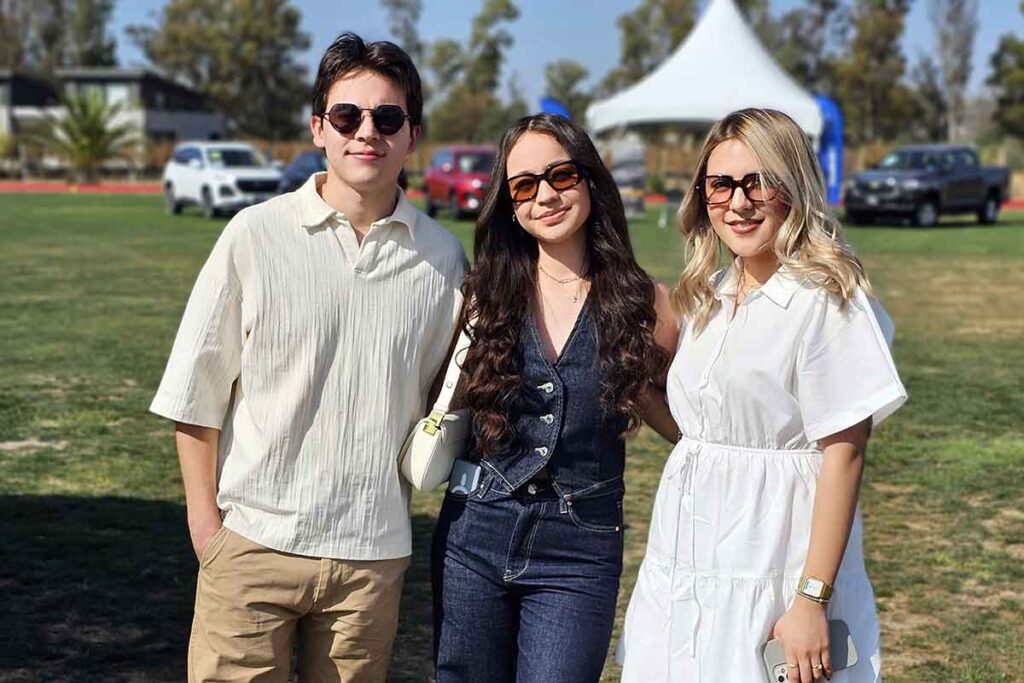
[698,324,730,439]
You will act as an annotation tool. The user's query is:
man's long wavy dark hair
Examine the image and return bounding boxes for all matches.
[462,114,666,458]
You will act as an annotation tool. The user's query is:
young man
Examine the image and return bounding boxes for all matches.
[150,33,466,681]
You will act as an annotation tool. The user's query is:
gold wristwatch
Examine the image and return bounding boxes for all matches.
[797,576,834,604]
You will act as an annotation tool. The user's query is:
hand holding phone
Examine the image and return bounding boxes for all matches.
[762,619,858,682]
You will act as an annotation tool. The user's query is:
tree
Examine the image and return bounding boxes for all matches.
[129,0,310,141]
[0,0,115,71]
[0,1,29,69]
[26,0,66,73]
[929,0,979,141]
[599,0,697,95]
[987,2,1024,140]
[736,0,787,55]
[426,0,523,142]
[463,0,519,94]
[835,0,912,144]
[66,0,116,67]
[35,90,139,182]
[772,0,845,95]
[908,54,949,141]
[543,59,592,122]
[381,0,423,62]
[426,39,464,93]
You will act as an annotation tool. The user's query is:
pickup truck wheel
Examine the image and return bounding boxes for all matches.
[201,187,217,219]
[449,193,462,220]
[914,200,938,228]
[164,184,181,215]
[977,196,1000,225]
[425,195,438,218]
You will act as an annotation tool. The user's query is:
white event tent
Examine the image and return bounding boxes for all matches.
[586,0,824,139]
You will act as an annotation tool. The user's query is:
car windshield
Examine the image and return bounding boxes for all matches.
[877,151,937,171]
[457,152,495,174]
[206,147,265,168]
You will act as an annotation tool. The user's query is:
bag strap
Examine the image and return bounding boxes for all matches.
[422,324,472,434]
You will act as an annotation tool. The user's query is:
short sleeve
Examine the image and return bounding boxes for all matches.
[149,220,247,428]
[797,289,907,442]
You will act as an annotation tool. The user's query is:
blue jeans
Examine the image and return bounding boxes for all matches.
[432,473,624,683]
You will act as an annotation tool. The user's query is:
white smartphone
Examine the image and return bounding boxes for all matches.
[762,619,858,683]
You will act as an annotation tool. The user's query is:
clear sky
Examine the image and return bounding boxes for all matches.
[112,0,1022,108]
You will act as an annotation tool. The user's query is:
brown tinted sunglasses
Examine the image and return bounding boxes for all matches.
[507,161,584,202]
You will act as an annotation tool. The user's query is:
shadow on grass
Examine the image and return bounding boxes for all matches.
[0,496,439,683]
[844,216,1020,230]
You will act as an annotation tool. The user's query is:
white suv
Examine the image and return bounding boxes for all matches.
[163,141,283,218]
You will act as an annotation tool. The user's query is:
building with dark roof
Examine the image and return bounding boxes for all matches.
[0,68,225,144]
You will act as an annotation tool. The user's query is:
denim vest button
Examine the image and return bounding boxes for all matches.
[480,303,626,493]
[527,483,538,495]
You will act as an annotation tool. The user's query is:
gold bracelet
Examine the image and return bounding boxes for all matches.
[796,591,830,605]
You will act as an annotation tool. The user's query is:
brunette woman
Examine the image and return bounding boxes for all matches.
[431,113,677,683]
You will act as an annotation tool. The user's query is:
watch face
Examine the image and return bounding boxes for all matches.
[804,578,825,596]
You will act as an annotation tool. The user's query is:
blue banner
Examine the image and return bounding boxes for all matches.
[539,97,572,119]
[814,95,844,206]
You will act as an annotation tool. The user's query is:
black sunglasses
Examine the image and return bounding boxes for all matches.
[317,103,411,136]
[507,160,584,203]
[701,173,778,205]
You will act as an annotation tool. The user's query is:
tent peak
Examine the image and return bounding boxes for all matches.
[586,0,823,136]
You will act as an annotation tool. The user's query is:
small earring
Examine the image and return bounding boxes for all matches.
[512,212,518,224]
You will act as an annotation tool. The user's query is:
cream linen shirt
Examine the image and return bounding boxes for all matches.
[151,173,466,560]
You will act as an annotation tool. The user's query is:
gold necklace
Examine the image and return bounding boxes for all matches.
[737,269,761,299]
[538,263,583,285]
[537,263,587,303]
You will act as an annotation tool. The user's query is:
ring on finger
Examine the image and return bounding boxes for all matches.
[786,663,799,669]
[812,664,823,671]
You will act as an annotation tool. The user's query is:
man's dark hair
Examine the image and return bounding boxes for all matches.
[312,32,423,126]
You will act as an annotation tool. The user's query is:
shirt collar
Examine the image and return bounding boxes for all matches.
[296,172,418,240]
[713,264,805,309]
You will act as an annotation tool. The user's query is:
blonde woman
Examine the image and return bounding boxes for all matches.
[619,109,907,683]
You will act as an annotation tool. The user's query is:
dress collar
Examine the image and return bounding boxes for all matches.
[713,263,806,309]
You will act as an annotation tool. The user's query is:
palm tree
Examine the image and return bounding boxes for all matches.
[36,91,140,184]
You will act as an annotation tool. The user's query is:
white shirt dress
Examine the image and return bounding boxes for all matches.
[619,267,907,682]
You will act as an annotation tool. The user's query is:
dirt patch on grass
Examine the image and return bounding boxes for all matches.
[958,577,1024,611]
[871,482,919,495]
[879,258,1024,339]
[880,594,947,674]
[981,508,1024,561]
[0,438,68,453]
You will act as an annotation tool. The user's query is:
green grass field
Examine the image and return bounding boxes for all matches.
[1,194,1022,682]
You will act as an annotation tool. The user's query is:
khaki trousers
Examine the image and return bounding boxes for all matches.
[188,527,410,683]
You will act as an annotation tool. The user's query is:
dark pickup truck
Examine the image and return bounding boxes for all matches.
[844,145,1010,227]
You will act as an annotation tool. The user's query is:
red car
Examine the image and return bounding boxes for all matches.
[424,145,497,219]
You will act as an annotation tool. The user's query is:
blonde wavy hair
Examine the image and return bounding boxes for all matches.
[674,108,871,333]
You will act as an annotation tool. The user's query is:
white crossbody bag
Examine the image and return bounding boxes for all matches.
[397,327,472,490]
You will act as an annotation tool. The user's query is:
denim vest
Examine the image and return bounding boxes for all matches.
[475,300,628,498]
